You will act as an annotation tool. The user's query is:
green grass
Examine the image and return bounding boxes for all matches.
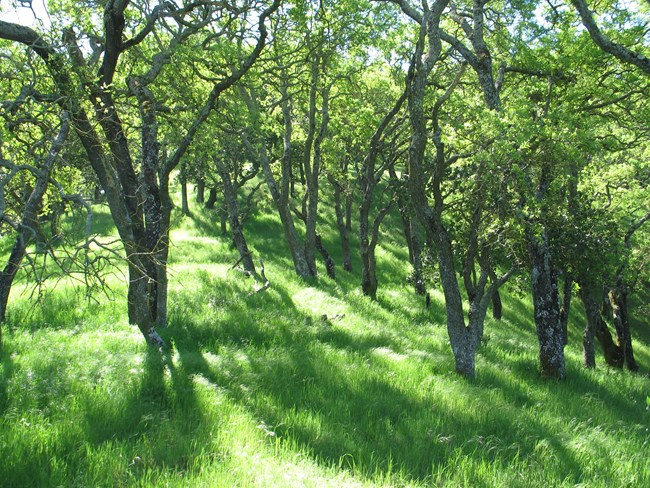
[1,194,649,487]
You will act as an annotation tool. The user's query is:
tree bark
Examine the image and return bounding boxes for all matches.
[180,170,190,216]
[315,234,335,279]
[578,280,600,368]
[528,230,566,379]
[608,288,639,372]
[491,289,502,320]
[596,295,624,368]
[218,164,258,279]
[330,174,352,272]
[196,177,205,203]
[205,187,218,209]
[559,276,572,345]
[569,0,650,75]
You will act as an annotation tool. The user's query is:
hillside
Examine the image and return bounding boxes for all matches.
[1,198,649,487]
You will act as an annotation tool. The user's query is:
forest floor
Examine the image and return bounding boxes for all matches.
[1,196,649,487]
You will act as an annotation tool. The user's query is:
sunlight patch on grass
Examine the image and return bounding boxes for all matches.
[292,286,348,319]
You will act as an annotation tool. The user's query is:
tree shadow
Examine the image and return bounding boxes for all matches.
[170,315,598,484]
[77,346,214,483]
[0,341,14,416]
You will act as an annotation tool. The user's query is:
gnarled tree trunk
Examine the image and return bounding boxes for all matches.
[528,230,566,379]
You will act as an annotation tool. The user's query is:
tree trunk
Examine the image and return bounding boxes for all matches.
[430,215,482,378]
[359,223,380,293]
[401,1,482,377]
[219,166,258,279]
[180,172,190,216]
[578,280,600,368]
[358,91,407,299]
[390,165,425,296]
[205,187,217,209]
[608,288,638,372]
[196,177,205,203]
[128,263,164,346]
[559,275,572,345]
[359,196,375,298]
[361,201,392,300]
[155,176,173,328]
[491,289,503,320]
[259,147,313,279]
[528,230,566,379]
[315,234,335,279]
[596,301,624,368]
[331,177,352,272]
[410,220,426,296]
[0,241,27,330]
[345,191,353,233]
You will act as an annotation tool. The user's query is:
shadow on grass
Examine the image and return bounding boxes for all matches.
[170,321,588,484]
[78,347,213,482]
[0,341,14,416]
[159,271,568,483]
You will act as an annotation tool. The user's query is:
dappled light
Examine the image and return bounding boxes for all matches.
[1,0,648,485]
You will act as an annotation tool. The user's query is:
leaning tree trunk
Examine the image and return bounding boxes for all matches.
[528,229,566,379]
[0,243,26,330]
[431,217,481,377]
[219,166,258,279]
[259,146,312,279]
[240,80,314,280]
[315,234,335,279]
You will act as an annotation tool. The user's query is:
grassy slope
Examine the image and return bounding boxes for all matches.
[1,194,649,487]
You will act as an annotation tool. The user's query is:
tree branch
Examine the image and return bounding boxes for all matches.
[570,0,650,75]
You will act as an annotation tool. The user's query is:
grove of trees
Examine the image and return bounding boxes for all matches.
[0,0,648,380]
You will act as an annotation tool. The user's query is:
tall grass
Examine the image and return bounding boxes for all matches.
[1,195,649,487]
